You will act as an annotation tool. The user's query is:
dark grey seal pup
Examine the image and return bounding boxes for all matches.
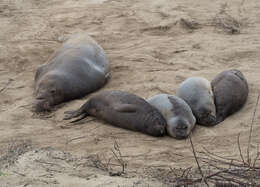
[34,33,110,111]
[147,94,196,139]
[211,69,248,125]
[176,77,216,126]
[64,91,167,137]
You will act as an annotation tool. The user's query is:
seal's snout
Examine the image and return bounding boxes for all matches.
[167,118,192,139]
[174,124,189,139]
[149,118,167,136]
[33,98,51,112]
[176,124,188,130]
[174,130,189,139]
[208,114,217,126]
[199,113,216,126]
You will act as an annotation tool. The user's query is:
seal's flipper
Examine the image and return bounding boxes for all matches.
[64,110,76,115]
[232,69,246,82]
[64,109,84,120]
[113,104,138,113]
[105,72,111,81]
[70,113,88,123]
[64,100,91,120]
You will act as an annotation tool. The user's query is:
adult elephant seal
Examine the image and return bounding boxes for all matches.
[176,77,216,126]
[34,33,110,112]
[147,94,196,139]
[63,91,167,137]
[211,69,248,125]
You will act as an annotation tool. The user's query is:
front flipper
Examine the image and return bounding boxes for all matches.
[113,104,138,113]
[105,72,111,82]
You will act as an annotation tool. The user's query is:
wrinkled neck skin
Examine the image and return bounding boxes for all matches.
[34,73,65,112]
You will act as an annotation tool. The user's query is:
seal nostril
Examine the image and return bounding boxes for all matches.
[36,95,45,100]
[176,125,188,130]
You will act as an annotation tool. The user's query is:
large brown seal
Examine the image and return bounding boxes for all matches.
[147,94,196,139]
[211,69,248,125]
[34,33,110,111]
[63,90,167,137]
[176,77,216,126]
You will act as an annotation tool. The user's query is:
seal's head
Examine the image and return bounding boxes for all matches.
[34,75,65,112]
[167,117,195,139]
[176,77,217,126]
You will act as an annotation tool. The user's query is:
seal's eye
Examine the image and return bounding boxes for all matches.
[50,89,56,94]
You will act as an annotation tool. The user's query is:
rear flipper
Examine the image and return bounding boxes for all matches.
[70,113,88,123]
[63,102,90,122]
[64,108,88,121]
[64,109,82,119]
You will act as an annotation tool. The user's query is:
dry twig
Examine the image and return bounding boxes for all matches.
[213,3,241,34]
[189,135,209,187]
[247,93,260,166]
[237,133,246,166]
[109,139,127,176]
[0,79,12,93]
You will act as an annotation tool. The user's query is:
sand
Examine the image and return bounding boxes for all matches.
[0,0,260,186]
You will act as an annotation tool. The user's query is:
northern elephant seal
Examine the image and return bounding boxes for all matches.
[176,77,216,126]
[34,33,110,111]
[211,69,248,125]
[147,94,196,139]
[63,90,167,137]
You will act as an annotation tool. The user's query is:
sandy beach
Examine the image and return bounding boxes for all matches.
[0,0,260,186]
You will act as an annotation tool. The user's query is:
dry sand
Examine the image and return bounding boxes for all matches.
[0,0,260,186]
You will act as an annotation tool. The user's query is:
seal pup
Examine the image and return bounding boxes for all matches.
[34,33,110,111]
[63,90,167,137]
[176,77,216,126]
[147,94,196,139]
[211,69,248,125]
